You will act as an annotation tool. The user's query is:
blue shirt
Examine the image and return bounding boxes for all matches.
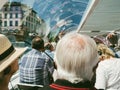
[19,49,54,86]
[45,50,54,60]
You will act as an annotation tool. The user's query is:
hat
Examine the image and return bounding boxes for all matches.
[0,34,27,72]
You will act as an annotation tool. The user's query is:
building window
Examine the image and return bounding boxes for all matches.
[26,17,28,21]
[10,13,12,18]
[26,22,27,26]
[0,14,2,19]
[4,21,7,26]
[15,13,18,18]
[4,13,7,18]
[10,21,13,26]
[4,8,7,11]
[15,21,18,26]
[29,17,30,21]
[15,6,18,11]
[0,20,2,26]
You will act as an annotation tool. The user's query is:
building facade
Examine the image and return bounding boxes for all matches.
[0,2,43,41]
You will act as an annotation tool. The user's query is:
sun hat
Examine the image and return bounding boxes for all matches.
[0,34,27,72]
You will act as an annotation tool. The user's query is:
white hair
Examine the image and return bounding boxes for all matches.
[54,31,99,83]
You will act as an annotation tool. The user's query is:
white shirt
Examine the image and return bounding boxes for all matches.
[95,58,120,90]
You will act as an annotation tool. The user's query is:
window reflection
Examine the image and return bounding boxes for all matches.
[0,0,91,48]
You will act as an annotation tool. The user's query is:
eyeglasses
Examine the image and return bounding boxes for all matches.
[98,51,102,55]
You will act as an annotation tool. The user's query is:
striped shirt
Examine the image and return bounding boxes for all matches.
[19,49,54,86]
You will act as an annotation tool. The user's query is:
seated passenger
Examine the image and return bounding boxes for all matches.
[0,34,27,90]
[19,36,54,86]
[106,32,118,48]
[40,31,99,90]
[95,59,120,89]
[95,44,120,89]
[106,32,120,58]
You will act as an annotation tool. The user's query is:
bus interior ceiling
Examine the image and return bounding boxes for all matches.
[80,0,120,37]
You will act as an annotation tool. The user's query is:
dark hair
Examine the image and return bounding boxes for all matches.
[32,36,44,50]
[107,33,118,45]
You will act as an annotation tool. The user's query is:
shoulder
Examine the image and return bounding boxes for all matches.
[98,58,120,69]
[99,58,120,64]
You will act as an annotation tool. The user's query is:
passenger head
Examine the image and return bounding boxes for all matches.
[0,34,27,88]
[97,43,115,61]
[32,36,44,51]
[54,31,99,83]
[44,42,54,51]
[106,32,118,46]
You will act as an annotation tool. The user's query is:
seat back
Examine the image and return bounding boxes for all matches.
[16,83,43,90]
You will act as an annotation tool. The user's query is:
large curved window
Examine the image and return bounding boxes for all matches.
[0,0,99,47]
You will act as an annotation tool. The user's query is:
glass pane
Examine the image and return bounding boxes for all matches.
[0,0,93,47]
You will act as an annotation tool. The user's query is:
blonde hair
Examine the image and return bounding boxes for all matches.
[54,31,99,83]
[97,44,115,60]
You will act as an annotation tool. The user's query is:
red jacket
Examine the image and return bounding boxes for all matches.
[40,79,96,90]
